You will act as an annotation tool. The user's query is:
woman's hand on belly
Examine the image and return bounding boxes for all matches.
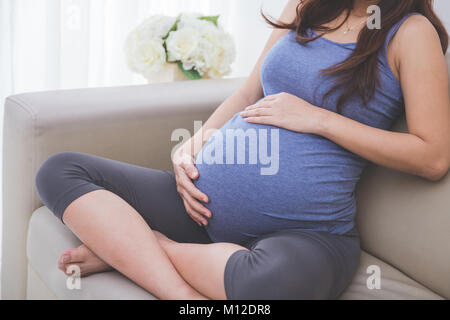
[240,92,329,134]
[172,148,212,226]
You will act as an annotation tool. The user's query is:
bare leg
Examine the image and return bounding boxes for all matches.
[154,231,249,300]
[62,189,207,300]
[57,226,246,299]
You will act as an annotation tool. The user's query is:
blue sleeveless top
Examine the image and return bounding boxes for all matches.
[193,15,413,244]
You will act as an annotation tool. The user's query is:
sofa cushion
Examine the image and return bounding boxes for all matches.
[27,207,156,299]
[340,251,442,300]
[353,52,450,299]
[27,207,443,300]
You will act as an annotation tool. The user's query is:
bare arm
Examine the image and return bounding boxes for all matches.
[179,0,300,156]
[243,15,450,181]
[318,15,450,181]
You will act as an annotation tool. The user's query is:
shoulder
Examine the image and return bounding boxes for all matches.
[390,14,444,66]
[393,14,442,54]
[397,14,439,40]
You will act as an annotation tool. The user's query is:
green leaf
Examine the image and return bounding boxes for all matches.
[163,16,181,62]
[177,61,202,80]
[199,15,220,26]
[163,17,180,40]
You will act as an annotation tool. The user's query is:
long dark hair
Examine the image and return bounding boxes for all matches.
[263,0,449,112]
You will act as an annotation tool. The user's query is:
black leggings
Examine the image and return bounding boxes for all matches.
[35,152,361,300]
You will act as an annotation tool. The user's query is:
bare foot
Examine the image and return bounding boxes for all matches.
[58,244,112,277]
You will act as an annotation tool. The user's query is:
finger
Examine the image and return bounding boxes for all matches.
[244,116,275,125]
[173,167,185,184]
[262,95,277,101]
[184,198,209,226]
[181,162,199,180]
[183,199,207,226]
[182,190,212,218]
[182,198,204,225]
[175,153,199,180]
[174,158,191,176]
[173,151,193,166]
[245,101,272,111]
[240,107,272,118]
[179,174,209,203]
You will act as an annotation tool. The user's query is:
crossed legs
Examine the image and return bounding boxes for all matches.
[59,189,247,300]
[35,152,361,300]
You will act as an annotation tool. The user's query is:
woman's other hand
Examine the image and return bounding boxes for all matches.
[240,92,329,135]
[172,147,211,226]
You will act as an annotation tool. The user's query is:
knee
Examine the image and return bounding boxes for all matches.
[35,152,80,202]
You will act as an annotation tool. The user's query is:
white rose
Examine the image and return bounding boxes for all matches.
[128,13,236,79]
[201,27,236,78]
[124,15,176,78]
[166,26,201,63]
[177,12,203,29]
[126,38,166,74]
[139,15,177,39]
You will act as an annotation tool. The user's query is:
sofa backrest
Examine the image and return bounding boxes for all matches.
[355,52,450,298]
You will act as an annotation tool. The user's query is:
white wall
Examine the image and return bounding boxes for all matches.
[435,0,450,51]
[229,0,289,77]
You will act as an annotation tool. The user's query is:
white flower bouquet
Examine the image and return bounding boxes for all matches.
[125,13,236,83]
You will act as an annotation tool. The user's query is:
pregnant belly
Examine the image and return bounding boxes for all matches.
[193,112,366,244]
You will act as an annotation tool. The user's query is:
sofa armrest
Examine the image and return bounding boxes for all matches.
[1,77,246,299]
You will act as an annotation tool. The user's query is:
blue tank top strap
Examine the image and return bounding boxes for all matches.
[382,12,421,59]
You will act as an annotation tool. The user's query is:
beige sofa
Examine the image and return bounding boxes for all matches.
[2,54,450,299]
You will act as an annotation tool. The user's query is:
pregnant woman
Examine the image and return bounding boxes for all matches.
[35,0,450,300]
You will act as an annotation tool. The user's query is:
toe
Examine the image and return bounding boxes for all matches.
[63,245,89,264]
[63,263,82,276]
[58,262,66,272]
[58,249,72,265]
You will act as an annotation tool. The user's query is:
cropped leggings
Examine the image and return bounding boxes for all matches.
[35,152,361,300]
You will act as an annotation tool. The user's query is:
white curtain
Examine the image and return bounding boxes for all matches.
[0,0,287,101]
